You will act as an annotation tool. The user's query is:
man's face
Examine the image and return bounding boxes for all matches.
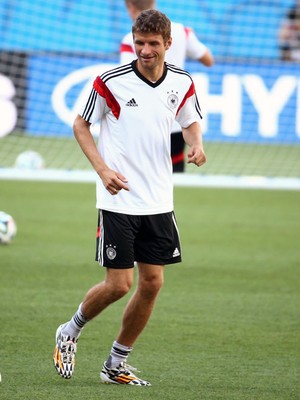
[133,32,171,71]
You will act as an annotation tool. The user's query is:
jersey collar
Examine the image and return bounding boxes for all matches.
[132,60,167,87]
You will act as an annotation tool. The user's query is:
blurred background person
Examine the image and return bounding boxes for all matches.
[279,1,300,61]
[120,0,214,173]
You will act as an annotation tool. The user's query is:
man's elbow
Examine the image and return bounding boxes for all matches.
[199,51,214,67]
[205,57,214,67]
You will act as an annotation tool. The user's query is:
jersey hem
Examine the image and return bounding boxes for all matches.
[96,205,174,216]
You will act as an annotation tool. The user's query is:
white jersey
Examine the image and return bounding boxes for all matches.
[120,21,206,133]
[80,61,202,215]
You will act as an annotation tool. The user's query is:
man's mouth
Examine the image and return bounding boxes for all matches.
[141,56,154,60]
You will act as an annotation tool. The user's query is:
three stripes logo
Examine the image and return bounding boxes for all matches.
[126,98,138,107]
[173,247,180,257]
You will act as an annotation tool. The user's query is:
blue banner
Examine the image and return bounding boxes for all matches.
[26,55,300,144]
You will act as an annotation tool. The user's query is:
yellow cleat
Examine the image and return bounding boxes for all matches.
[100,362,151,386]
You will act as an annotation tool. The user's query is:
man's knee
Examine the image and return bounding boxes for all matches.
[139,272,164,298]
[110,282,132,300]
[105,269,134,300]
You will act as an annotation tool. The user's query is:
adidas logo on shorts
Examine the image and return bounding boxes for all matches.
[173,247,180,257]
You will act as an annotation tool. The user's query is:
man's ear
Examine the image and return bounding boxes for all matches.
[165,37,172,50]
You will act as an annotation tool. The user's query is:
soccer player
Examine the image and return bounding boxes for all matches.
[53,9,206,386]
[120,0,214,172]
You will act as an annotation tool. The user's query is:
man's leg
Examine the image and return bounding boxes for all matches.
[116,263,164,347]
[54,268,134,379]
[81,268,134,319]
[100,263,164,385]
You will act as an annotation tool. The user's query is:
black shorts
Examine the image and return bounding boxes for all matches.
[95,210,182,269]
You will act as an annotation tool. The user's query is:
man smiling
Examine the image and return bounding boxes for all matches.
[53,9,206,386]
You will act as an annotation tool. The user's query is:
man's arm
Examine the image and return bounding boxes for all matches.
[73,115,129,194]
[198,48,214,67]
[186,28,214,67]
[182,121,207,167]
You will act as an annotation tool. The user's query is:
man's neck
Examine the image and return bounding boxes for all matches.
[136,61,165,83]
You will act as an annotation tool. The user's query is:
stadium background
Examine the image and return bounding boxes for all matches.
[1,3,299,398]
[0,0,299,186]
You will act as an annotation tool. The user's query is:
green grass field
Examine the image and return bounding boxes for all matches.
[1,180,299,399]
[1,133,300,177]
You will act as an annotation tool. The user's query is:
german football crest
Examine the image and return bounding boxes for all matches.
[167,91,179,109]
[106,245,117,260]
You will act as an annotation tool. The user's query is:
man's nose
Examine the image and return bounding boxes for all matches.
[141,43,151,54]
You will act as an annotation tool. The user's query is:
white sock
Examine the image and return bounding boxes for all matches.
[106,341,133,368]
[61,303,89,338]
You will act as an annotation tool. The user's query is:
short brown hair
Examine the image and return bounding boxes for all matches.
[132,9,171,43]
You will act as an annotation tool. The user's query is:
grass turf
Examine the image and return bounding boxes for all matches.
[1,133,300,177]
[0,180,299,399]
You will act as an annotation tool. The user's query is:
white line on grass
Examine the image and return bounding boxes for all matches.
[0,168,300,191]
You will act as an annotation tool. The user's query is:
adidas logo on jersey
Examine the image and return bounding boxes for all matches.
[126,98,138,107]
[173,247,180,257]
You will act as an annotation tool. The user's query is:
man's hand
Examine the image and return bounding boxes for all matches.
[187,145,207,167]
[182,122,207,167]
[99,168,129,195]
